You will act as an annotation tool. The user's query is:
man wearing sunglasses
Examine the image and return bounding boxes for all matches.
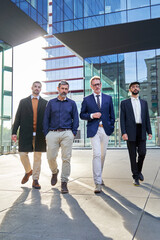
[80,76,115,193]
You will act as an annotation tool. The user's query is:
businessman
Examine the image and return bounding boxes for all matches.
[80,76,115,193]
[43,80,79,194]
[12,81,47,189]
[120,81,152,186]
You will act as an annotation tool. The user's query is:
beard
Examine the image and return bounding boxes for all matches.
[131,90,139,95]
[60,92,67,97]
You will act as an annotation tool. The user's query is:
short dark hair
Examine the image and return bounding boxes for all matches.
[129,81,140,89]
[58,80,69,88]
[32,81,42,87]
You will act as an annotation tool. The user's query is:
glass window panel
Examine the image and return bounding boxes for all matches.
[74,0,83,18]
[64,0,74,20]
[64,20,74,32]
[52,0,63,22]
[127,0,150,9]
[20,1,29,15]
[31,6,37,22]
[3,96,12,117]
[124,52,136,87]
[4,71,12,91]
[128,7,150,22]
[84,15,104,29]
[53,22,63,34]
[105,0,126,13]
[151,0,160,4]
[151,5,160,18]
[74,19,83,30]
[84,0,105,17]
[38,0,43,14]
[2,120,12,150]
[105,11,126,26]
[4,49,12,67]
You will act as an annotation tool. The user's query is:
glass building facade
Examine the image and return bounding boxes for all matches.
[51,0,160,147]
[10,0,48,31]
[52,0,160,33]
[0,42,13,153]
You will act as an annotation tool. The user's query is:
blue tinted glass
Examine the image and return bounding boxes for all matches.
[105,11,127,26]
[31,0,37,8]
[84,15,104,29]
[84,0,105,17]
[74,0,83,18]
[124,52,136,84]
[38,0,43,14]
[151,5,160,18]
[43,0,48,19]
[38,13,43,25]
[53,22,63,34]
[127,0,150,9]
[128,7,150,22]
[151,0,160,4]
[31,6,37,21]
[64,20,74,32]
[53,0,63,22]
[20,2,29,14]
[105,0,126,13]
[74,19,83,30]
[64,0,74,20]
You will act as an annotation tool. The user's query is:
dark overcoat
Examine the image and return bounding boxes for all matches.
[12,96,47,152]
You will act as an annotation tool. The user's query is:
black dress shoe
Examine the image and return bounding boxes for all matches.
[61,182,68,194]
[51,169,59,186]
[138,173,144,181]
[133,179,140,186]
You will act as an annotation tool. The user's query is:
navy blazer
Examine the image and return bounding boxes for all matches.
[80,93,115,138]
[120,98,152,141]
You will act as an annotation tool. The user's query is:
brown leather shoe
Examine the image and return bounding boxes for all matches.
[51,169,59,186]
[21,170,32,184]
[32,180,41,189]
[61,182,68,194]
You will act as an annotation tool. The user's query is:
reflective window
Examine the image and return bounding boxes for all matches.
[105,0,126,13]
[64,20,74,32]
[128,7,150,22]
[84,0,105,17]
[64,0,74,20]
[105,11,126,25]
[84,15,104,29]
[127,0,150,9]
[52,0,63,22]
[151,0,160,4]
[74,0,83,18]
[124,52,136,85]
[151,5,160,18]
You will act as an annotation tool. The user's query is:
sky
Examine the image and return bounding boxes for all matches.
[13,37,46,118]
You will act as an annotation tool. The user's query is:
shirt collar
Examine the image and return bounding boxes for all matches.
[93,92,102,97]
[56,96,68,102]
[31,95,40,100]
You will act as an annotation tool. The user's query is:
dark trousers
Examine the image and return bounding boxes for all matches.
[127,124,146,180]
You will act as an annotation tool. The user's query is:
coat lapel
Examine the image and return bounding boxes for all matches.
[127,99,136,122]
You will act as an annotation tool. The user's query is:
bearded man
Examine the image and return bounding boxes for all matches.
[120,82,152,186]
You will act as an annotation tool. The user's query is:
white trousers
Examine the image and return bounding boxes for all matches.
[90,127,109,185]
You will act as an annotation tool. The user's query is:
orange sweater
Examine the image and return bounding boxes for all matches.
[32,98,38,132]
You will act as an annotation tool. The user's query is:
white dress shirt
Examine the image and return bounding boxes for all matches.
[131,96,142,124]
[91,92,102,124]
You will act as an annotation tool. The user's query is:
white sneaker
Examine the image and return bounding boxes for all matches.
[94,184,102,193]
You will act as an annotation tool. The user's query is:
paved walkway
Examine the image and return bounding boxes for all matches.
[0,149,160,240]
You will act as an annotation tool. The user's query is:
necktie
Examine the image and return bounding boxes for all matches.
[96,95,100,109]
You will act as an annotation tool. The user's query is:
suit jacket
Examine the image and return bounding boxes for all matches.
[120,98,152,141]
[12,96,48,152]
[80,93,115,138]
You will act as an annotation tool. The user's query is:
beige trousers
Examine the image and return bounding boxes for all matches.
[46,130,74,183]
[19,137,42,180]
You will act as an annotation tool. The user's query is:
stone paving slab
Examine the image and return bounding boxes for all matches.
[0,149,160,240]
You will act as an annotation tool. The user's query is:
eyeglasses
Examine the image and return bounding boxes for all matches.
[92,83,101,87]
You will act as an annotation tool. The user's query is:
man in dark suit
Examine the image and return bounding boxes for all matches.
[120,81,152,186]
[80,76,115,193]
[12,81,47,189]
